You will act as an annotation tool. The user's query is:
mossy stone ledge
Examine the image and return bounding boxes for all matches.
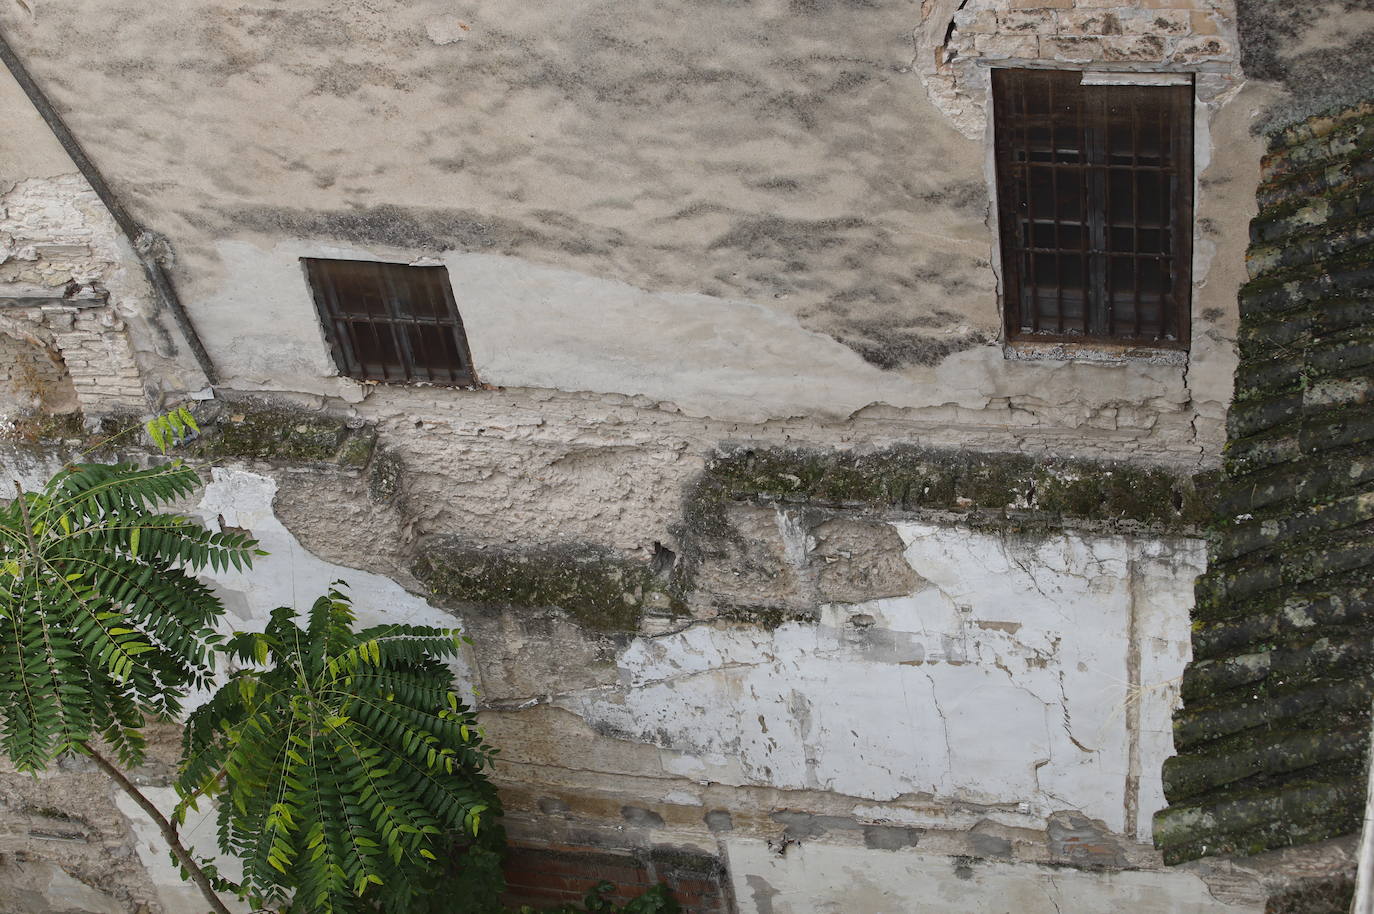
[412,539,683,634]
[181,402,377,467]
[695,445,1213,535]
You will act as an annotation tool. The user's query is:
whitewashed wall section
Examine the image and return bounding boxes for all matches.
[194,468,1202,848]
[552,521,1202,844]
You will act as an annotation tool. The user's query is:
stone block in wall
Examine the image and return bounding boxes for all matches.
[1000,9,1057,32]
[1041,36,1106,61]
[1170,34,1233,62]
[810,518,922,605]
[1120,10,1193,34]
[1055,10,1128,35]
[685,503,807,622]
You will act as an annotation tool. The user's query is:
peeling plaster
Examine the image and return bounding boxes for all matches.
[536,522,1202,838]
[191,467,478,702]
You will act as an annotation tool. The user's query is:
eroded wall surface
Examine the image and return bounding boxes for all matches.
[0,0,1264,459]
[0,0,1307,910]
[0,420,1265,912]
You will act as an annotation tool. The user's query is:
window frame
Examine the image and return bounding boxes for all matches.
[991,68,1195,351]
[302,257,479,387]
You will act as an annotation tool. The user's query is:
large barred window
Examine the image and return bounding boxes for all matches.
[992,69,1194,348]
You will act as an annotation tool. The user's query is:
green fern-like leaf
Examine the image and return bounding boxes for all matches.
[178,585,501,914]
[0,461,259,771]
[146,406,200,454]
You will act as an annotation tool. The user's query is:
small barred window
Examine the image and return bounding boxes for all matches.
[303,258,477,385]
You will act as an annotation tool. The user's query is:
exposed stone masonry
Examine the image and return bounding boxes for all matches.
[0,174,151,418]
[0,299,147,418]
[920,0,1241,138]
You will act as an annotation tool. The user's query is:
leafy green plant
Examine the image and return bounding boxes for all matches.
[1,413,506,914]
[178,586,502,914]
[0,458,259,911]
[0,460,258,768]
[145,405,200,453]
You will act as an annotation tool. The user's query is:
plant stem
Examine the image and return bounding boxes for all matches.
[85,746,235,914]
[14,481,39,553]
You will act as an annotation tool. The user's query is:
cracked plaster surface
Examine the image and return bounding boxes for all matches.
[547,522,1203,841]
[178,470,1202,850]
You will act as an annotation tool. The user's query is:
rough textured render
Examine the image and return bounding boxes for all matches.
[725,840,1259,914]
[1236,0,1374,134]
[0,0,1262,459]
[0,0,1354,911]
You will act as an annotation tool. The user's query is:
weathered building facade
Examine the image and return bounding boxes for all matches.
[0,0,1369,912]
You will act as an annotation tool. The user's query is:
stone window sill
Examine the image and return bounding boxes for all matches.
[1002,340,1189,367]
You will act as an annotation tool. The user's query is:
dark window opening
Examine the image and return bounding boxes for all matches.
[303,258,477,385]
[992,69,1194,348]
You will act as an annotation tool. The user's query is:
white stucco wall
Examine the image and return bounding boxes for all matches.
[725,839,1260,914]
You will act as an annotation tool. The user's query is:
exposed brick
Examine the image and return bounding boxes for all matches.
[1056,10,1127,35]
[1040,35,1104,61]
[1100,33,1168,60]
[1119,9,1192,34]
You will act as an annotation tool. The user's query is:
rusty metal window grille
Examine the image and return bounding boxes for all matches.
[992,69,1194,348]
[304,258,477,385]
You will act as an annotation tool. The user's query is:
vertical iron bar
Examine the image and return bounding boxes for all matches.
[378,263,415,381]
[1025,73,1039,334]
[406,270,435,382]
[1051,74,1064,336]
[1086,86,1108,337]
[1131,92,1141,340]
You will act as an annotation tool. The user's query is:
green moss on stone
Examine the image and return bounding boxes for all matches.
[368,450,403,502]
[1265,875,1356,914]
[412,540,684,633]
[694,446,1209,534]
[185,404,377,467]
